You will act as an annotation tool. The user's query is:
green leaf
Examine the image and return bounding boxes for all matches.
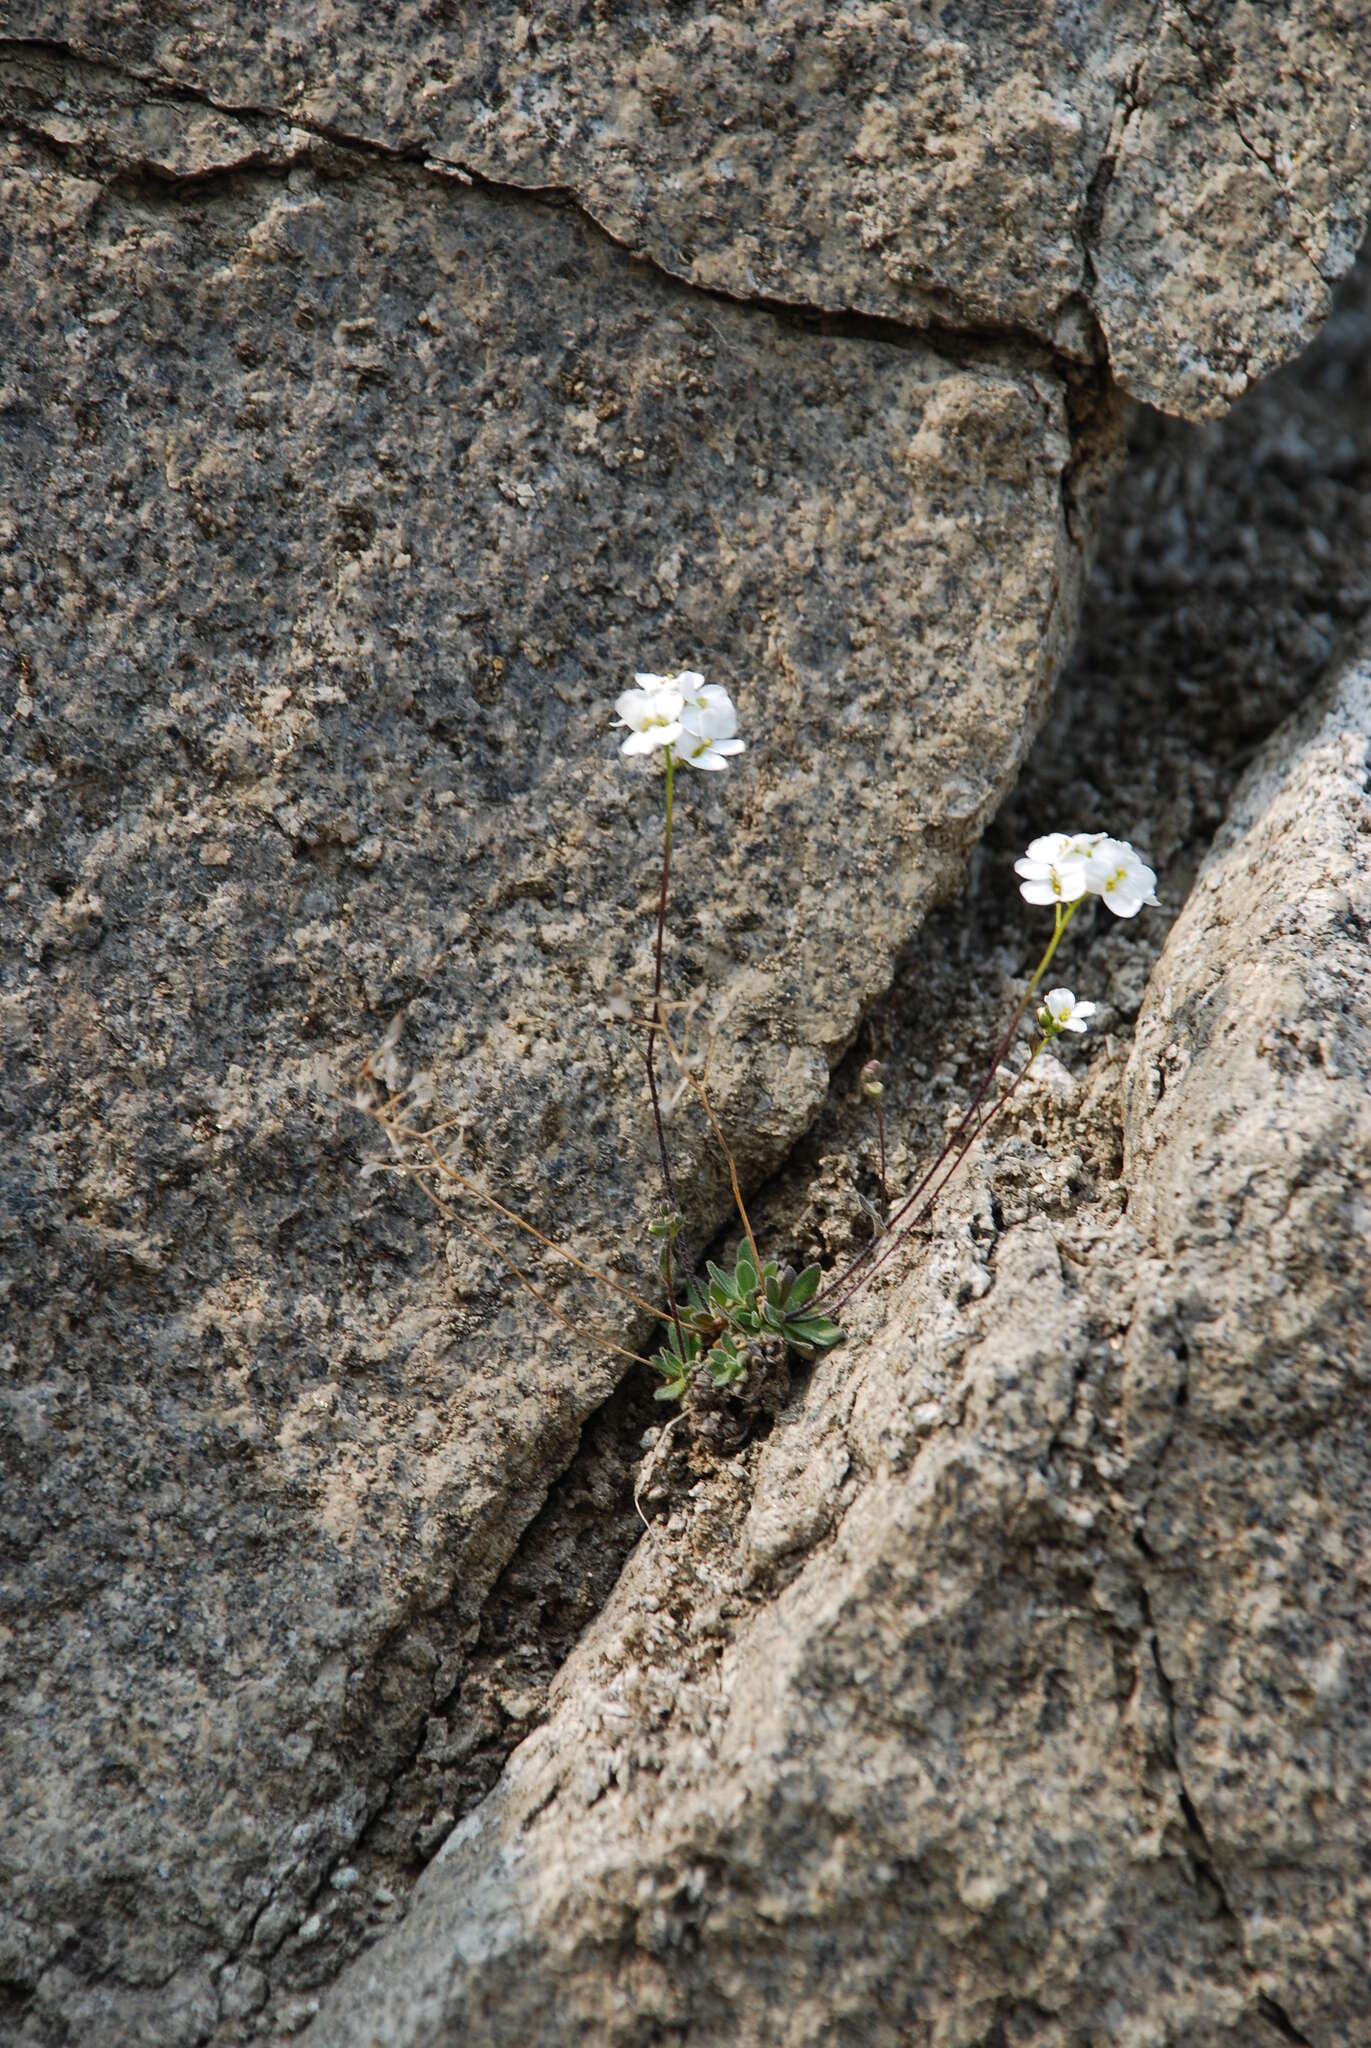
[658,1321,703,1367]
[784,1314,843,1352]
[706,1260,735,1296]
[787,1265,822,1310]
[734,1244,758,1295]
[651,1330,696,1401]
[703,1337,747,1389]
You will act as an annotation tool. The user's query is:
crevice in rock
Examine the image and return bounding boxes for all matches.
[1257,1993,1315,2047]
[1226,108,1321,278]
[1135,1567,1313,2047]
[0,32,1109,393]
[1080,0,1164,283]
[233,1365,662,2039]
[1136,1575,1240,1905]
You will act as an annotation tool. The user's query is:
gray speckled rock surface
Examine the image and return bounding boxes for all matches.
[12,0,1371,415]
[0,42,1111,2048]
[3,14,1370,2047]
[307,574,1371,2048]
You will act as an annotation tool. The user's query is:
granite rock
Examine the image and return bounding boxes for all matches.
[308,618,1371,2048]
[0,47,1110,2048]
[1122,645,1371,2043]
[3,15,1369,2045]
[14,0,1371,415]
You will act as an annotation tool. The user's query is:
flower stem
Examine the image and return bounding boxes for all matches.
[646,748,686,1345]
[829,1037,1047,1313]
[817,898,1082,1308]
[655,1005,762,1277]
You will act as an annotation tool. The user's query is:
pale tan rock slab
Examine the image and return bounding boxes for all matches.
[1123,637,1371,2043]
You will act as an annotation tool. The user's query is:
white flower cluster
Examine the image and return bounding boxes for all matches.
[1015,832,1158,918]
[613,671,745,772]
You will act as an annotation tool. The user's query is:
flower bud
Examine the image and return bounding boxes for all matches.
[860,1059,885,1100]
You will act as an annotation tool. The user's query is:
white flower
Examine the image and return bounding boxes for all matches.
[676,731,745,771]
[1041,987,1096,1035]
[614,674,684,756]
[677,674,744,773]
[1083,837,1159,918]
[614,669,745,770]
[1015,829,1159,917]
[1014,832,1095,906]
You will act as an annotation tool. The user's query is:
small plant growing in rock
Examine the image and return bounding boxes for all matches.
[350,672,1159,1432]
[610,671,843,1399]
[813,827,1159,1316]
[649,1237,842,1404]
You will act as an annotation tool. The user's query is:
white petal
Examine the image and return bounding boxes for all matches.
[614,687,652,727]
[620,683,684,725]
[621,722,681,755]
[1083,841,1125,886]
[673,671,706,692]
[1084,838,1156,912]
[680,687,739,742]
[1100,889,1145,918]
[1019,859,1088,902]
[680,707,731,742]
[1024,833,1072,863]
[633,671,671,689]
[1019,878,1061,905]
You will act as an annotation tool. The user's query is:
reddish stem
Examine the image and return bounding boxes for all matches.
[645,750,685,1346]
[827,1045,1042,1315]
